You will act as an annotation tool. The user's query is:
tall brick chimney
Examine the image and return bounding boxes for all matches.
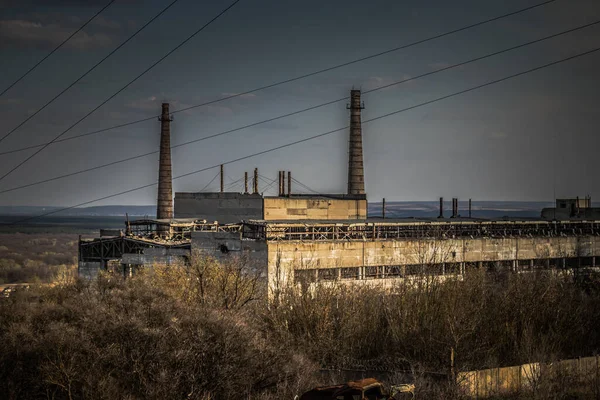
[347,89,365,195]
[157,103,173,220]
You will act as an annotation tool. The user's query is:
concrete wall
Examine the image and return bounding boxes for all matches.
[267,236,600,287]
[121,247,190,266]
[263,197,367,220]
[541,207,600,220]
[174,192,263,222]
[458,356,600,398]
[191,231,268,270]
[78,261,102,280]
[175,192,367,222]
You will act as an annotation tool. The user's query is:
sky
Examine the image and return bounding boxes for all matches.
[0,0,599,207]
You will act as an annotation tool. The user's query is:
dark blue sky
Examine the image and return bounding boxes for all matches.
[0,0,599,206]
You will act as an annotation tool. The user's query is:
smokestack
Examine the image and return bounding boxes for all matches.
[382,198,386,219]
[282,171,286,197]
[347,89,365,195]
[253,168,258,194]
[452,198,458,218]
[244,172,248,194]
[288,171,291,197]
[469,198,472,218]
[157,103,173,220]
[439,197,444,218]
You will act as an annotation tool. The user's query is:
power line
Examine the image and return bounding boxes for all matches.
[0,0,558,156]
[2,20,597,195]
[8,44,598,225]
[0,0,242,184]
[198,171,220,192]
[257,175,279,194]
[0,0,117,98]
[0,0,182,147]
[291,177,352,200]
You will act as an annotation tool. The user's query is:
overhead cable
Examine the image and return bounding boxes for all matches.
[0,0,117,98]
[0,0,182,146]
[0,0,243,184]
[2,20,597,195]
[7,44,599,225]
[0,0,558,155]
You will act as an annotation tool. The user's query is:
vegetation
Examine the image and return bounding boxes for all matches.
[1,251,600,399]
[0,233,77,284]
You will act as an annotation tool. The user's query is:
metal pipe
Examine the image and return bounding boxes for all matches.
[282,171,286,197]
[220,164,224,193]
[253,168,258,194]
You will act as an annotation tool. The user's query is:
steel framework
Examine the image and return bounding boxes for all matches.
[79,236,191,263]
[241,220,600,242]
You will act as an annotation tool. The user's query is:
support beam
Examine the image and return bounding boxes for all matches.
[469,198,472,218]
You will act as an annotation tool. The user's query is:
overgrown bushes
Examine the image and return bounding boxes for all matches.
[1,253,600,399]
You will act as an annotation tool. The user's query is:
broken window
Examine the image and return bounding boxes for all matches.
[318,268,337,281]
[340,267,359,280]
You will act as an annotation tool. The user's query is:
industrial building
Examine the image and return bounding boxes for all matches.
[79,90,600,292]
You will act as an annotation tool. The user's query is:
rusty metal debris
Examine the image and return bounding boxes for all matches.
[298,378,413,400]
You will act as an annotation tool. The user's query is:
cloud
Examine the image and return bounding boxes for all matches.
[363,75,413,91]
[0,18,114,50]
[91,15,121,30]
[126,96,161,112]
